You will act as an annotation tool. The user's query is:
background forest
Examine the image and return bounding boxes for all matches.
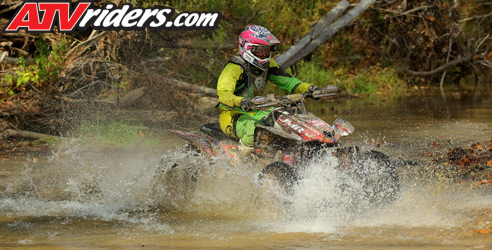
[0,0,491,137]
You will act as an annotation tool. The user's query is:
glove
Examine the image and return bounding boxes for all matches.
[308,85,321,93]
[307,85,321,99]
[240,98,253,112]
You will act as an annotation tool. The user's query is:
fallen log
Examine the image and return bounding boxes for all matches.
[276,0,350,69]
[0,56,35,65]
[119,87,147,107]
[4,129,62,140]
[55,96,118,106]
[276,0,376,69]
[163,77,217,97]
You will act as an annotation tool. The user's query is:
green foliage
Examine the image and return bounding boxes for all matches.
[293,59,406,95]
[3,58,39,96]
[115,81,130,90]
[1,34,69,97]
[292,60,339,87]
[34,35,68,84]
[73,116,157,148]
[212,22,230,46]
[348,76,380,94]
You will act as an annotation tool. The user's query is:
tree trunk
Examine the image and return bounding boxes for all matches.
[276,0,377,69]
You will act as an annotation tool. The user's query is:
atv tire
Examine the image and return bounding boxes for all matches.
[260,162,298,192]
[355,150,400,206]
[151,148,200,211]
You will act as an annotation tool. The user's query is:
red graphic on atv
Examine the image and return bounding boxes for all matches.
[276,115,336,144]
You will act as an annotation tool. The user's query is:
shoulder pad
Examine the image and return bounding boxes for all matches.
[228,55,247,69]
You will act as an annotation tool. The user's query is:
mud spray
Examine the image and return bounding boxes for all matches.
[2,137,492,240]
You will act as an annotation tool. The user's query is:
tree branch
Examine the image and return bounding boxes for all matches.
[459,11,492,23]
[398,5,432,16]
[402,55,472,76]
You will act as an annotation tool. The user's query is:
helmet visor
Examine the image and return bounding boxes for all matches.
[251,45,272,59]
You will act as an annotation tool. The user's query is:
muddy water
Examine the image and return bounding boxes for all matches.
[1,86,492,249]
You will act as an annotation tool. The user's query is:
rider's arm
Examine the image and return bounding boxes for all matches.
[267,59,312,94]
[217,63,244,107]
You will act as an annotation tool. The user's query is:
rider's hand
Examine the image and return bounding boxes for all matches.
[307,85,321,99]
[240,98,253,112]
[307,85,321,94]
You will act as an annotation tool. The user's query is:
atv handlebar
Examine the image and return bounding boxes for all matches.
[311,85,338,99]
[251,85,338,110]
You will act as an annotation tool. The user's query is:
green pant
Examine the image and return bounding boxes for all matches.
[235,109,272,147]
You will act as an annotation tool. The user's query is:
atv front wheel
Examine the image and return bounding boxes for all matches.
[151,149,201,211]
[260,162,298,192]
[355,150,401,205]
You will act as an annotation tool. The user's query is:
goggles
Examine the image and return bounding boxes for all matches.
[251,45,276,59]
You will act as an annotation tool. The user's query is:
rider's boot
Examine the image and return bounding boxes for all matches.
[238,139,255,160]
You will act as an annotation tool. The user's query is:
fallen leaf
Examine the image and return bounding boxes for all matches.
[471,143,486,153]
[474,229,491,234]
[430,141,438,147]
[138,130,145,138]
[461,157,472,166]
[487,160,492,167]
[428,16,436,22]
[478,180,492,185]
[423,153,433,157]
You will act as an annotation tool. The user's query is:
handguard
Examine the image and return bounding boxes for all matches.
[311,85,338,99]
[250,94,278,109]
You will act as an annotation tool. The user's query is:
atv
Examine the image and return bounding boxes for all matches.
[160,86,400,205]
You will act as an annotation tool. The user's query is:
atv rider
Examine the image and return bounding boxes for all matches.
[217,24,320,155]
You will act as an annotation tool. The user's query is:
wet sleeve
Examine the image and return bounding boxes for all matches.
[217,63,244,107]
[267,59,312,94]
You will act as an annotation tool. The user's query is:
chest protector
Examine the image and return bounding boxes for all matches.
[228,55,269,97]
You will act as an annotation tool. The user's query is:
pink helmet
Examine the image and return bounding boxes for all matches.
[238,24,280,71]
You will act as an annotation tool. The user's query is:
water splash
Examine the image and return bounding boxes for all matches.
[1,139,491,236]
[150,147,288,219]
[1,139,160,221]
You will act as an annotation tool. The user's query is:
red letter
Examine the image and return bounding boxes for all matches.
[36,3,58,31]
[3,3,41,32]
[38,2,91,32]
